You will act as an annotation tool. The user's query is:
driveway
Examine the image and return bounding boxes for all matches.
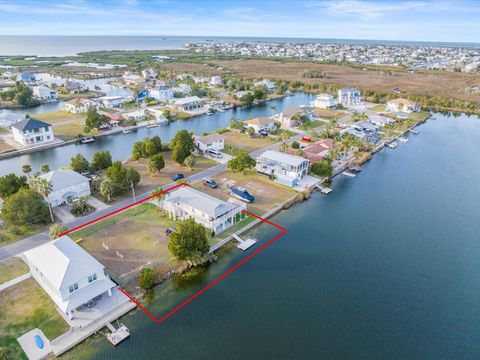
[52,205,76,224]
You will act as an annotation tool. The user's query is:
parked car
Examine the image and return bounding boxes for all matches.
[203,177,218,188]
[172,173,184,181]
[229,186,255,203]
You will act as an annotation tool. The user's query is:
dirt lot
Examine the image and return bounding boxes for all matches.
[0,257,29,284]
[222,131,277,153]
[0,278,68,359]
[201,60,480,104]
[123,152,217,196]
[193,169,296,215]
[0,138,15,153]
[70,203,174,283]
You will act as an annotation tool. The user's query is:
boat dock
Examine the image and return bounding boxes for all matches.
[232,233,257,251]
[341,171,356,178]
[105,321,130,346]
[409,129,419,134]
[315,184,332,195]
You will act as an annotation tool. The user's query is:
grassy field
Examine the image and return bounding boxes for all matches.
[313,108,346,120]
[0,223,50,247]
[408,111,431,121]
[0,257,29,284]
[0,127,9,133]
[34,110,101,140]
[193,169,296,215]
[34,110,84,124]
[222,131,277,153]
[299,120,326,130]
[0,278,69,360]
[370,104,386,112]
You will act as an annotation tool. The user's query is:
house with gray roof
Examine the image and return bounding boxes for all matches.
[256,150,310,187]
[39,169,91,207]
[161,186,246,235]
[11,118,55,147]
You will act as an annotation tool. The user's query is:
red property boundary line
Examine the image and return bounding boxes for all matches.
[60,182,287,325]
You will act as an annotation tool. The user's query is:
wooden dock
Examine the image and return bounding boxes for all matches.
[341,171,356,178]
[105,322,130,346]
[315,184,332,195]
[232,234,257,251]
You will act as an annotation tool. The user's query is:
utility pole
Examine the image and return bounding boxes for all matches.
[130,180,136,203]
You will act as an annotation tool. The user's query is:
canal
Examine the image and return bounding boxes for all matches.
[66,112,480,359]
[0,92,315,176]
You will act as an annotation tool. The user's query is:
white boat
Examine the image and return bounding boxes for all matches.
[122,128,132,134]
[398,137,408,143]
[146,123,159,129]
[80,137,96,144]
[387,141,398,149]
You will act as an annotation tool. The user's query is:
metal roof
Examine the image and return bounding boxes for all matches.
[11,118,51,131]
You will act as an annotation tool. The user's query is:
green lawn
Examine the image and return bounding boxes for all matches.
[299,120,326,130]
[370,104,386,112]
[408,111,431,121]
[0,223,50,247]
[0,127,9,133]
[34,110,84,124]
[222,131,277,153]
[0,278,69,360]
[0,257,29,284]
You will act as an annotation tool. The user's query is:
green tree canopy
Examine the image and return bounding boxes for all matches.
[105,161,141,194]
[49,223,68,239]
[85,107,108,129]
[40,164,50,173]
[148,153,165,173]
[91,150,112,171]
[171,129,194,164]
[310,159,333,178]
[2,188,50,226]
[168,218,209,261]
[71,153,90,173]
[139,267,154,290]
[227,151,256,172]
[0,174,27,198]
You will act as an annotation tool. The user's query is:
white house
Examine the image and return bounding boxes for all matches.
[173,83,191,95]
[124,108,149,121]
[386,98,420,113]
[311,93,336,109]
[141,68,158,80]
[254,79,276,92]
[11,118,55,147]
[64,98,98,114]
[256,150,310,188]
[338,88,362,106]
[369,115,396,127]
[161,186,246,235]
[195,134,224,153]
[32,85,58,101]
[64,79,87,94]
[23,235,117,321]
[39,169,91,207]
[122,71,143,85]
[149,85,174,102]
[99,96,124,108]
[173,96,203,111]
[273,107,308,128]
[244,117,276,134]
[209,76,223,86]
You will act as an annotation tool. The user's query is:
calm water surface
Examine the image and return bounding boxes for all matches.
[0,92,314,176]
[65,113,480,359]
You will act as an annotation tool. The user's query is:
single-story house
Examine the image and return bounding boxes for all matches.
[122,71,144,86]
[161,186,246,235]
[11,118,55,147]
[173,96,203,111]
[23,235,117,321]
[256,150,310,187]
[311,94,336,109]
[39,169,91,207]
[64,98,98,114]
[124,109,149,121]
[209,76,223,86]
[369,115,396,127]
[32,85,58,101]
[254,79,276,92]
[243,117,276,134]
[300,139,334,162]
[99,96,124,108]
[353,121,379,133]
[386,98,420,113]
[274,107,308,128]
[195,134,224,153]
[64,79,87,94]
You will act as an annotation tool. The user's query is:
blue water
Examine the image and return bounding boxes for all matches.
[0,92,315,176]
[0,36,479,56]
[65,113,480,359]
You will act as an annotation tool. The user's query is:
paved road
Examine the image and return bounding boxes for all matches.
[0,125,324,262]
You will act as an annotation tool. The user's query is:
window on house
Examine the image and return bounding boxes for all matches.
[88,273,97,283]
[68,283,79,293]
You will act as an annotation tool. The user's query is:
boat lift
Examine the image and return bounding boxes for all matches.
[232,233,257,251]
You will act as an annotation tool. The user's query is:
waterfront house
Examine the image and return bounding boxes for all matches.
[173,96,203,111]
[39,169,91,207]
[195,134,225,154]
[11,118,55,147]
[18,71,36,82]
[300,139,334,162]
[369,115,396,127]
[64,98,98,114]
[209,76,223,86]
[141,68,158,80]
[124,109,149,122]
[161,186,246,235]
[64,79,87,94]
[254,79,276,92]
[311,94,336,109]
[149,85,174,102]
[386,98,420,113]
[99,96,124,108]
[244,117,276,134]
[173,83,191,95]
[274,107,309,128]
[122,71,143,86]
[256,150,310,187]
[353,121,379,133]
[338,88,362,106]
[23,235,117,321]
[32,85,58,101]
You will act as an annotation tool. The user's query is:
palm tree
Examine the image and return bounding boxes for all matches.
[40,164,50,173]
[28,176,54,222]
[22,164,32,177]
[100,179,114,202]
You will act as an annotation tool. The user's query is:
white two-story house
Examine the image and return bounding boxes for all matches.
[256,150,310,188]
[243,117,276,134]
[195,134,224,154]
[39,169,91,207]
[149,85,174,102]
[32,85,58,101]
[338,88,362,106]
[161,186,246,235]
[23,235,116,321]
[311,93,337,109]
[11,118,55,147]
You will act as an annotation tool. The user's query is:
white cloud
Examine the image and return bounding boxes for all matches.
[324,0,427,19]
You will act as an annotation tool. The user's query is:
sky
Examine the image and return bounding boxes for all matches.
[0,0,479,43]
